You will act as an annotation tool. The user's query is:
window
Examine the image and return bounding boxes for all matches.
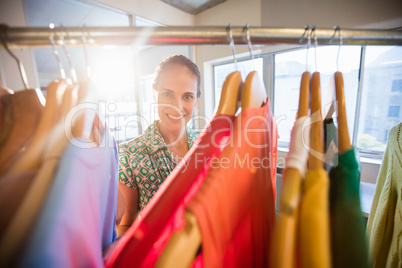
[25,0,143,143]
[212,45,401,159]
[274,46,361,145]
[356,46,402,153]
[388,106,400,117]
[391,79,402,92]
[213,58,263,110]
[140,74,156,125]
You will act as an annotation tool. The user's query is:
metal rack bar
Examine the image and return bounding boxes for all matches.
[1,25,402,48]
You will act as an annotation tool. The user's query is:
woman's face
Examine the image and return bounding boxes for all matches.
[154,65,198,133]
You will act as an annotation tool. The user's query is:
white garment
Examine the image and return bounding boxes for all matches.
[285,116,311,177]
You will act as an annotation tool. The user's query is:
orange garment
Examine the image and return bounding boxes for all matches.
[299,169,331,268]
[0,171,36,238]
[0,90,43,175]
[187,99,277,268]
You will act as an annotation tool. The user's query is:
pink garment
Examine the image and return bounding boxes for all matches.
[105,115,235,268]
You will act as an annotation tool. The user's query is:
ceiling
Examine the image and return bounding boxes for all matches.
[159,0,227,15]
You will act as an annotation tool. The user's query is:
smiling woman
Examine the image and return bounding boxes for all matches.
[116,55,201,237]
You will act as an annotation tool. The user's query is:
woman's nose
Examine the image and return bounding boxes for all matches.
[171,97,183,111]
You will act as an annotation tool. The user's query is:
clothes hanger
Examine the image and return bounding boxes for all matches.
[215,71,242,115]
[241,24,267,109]
[70,27,105,144]
[0,24,29,91]
[299,25,311,118]
[0,25,70,267]
[5,81,68,175]
[333,27,352,153]
[5,23,70,175]
[0,86,13,97]
[308,26,324,169]
[271,26,311,267]
[49,23,66,80]
[215,23,242,116]
[157,23,245,268]
[0,25,106,266]
[49,23,81,125]
[324,26,342,121]
[0,24,46,105]
[59,24,78,83]
[0,24,63,176]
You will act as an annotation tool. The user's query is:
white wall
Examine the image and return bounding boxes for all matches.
[0,0,39,90]
[194,0,262,123]
[260,0,402,28]
[195,0,261,26]
[138,46,191,77]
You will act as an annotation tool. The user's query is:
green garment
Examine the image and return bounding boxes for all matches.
[117,120,198,211]
[367,122,402,268]
[329,148,369,268]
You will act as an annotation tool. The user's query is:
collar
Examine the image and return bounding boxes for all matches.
[144,120,198,155]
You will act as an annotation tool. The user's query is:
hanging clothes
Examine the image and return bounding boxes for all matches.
[0,170,36,238]
[328,147,369,268]
[271,115,311,268]
[299,168,332,268]
[105,114,235,268]
[323,117,339,170]
[0,90,43,175]
[186,99,277,268]
[117,120,198,211]
[0,122,69,267]
[367,122,402,268]
[285,116,311,175]
[18,128,118,267]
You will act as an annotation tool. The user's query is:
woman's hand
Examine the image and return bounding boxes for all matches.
[116,182,139,238]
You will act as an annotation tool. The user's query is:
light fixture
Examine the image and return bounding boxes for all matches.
[159,0,227,15]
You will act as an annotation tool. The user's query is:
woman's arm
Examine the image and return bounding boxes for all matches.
[116,182,139,238]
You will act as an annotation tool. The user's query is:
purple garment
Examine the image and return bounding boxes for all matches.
[19,129,118,268]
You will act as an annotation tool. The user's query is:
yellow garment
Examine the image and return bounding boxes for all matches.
[271,168,301,268]
[299,169,332,268]
[271,116,311,268]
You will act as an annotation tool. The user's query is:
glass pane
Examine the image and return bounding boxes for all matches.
[140,74,156,125]
[25,0,130,27]
[214,58,263,110]
[274,46,361,144]
[357,46,402,152]
[25,0,140,143]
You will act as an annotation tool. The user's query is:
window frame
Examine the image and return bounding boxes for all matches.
[211,45,400,161]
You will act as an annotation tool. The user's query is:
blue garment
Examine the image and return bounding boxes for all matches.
[19,129,118,268]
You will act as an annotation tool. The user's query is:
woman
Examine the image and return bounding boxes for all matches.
[117,55,200,237]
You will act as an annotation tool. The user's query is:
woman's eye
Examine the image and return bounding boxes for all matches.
[161,92,172,98]
[183,95,194,100]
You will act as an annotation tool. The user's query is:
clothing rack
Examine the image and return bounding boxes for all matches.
[1,25,402,48]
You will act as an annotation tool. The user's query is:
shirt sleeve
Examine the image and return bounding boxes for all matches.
[117,143,137,189]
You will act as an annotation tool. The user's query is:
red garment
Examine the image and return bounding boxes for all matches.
[186,99,277,268]
[105,115,236,268]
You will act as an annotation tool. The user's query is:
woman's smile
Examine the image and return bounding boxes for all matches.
[166,113,185,120]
